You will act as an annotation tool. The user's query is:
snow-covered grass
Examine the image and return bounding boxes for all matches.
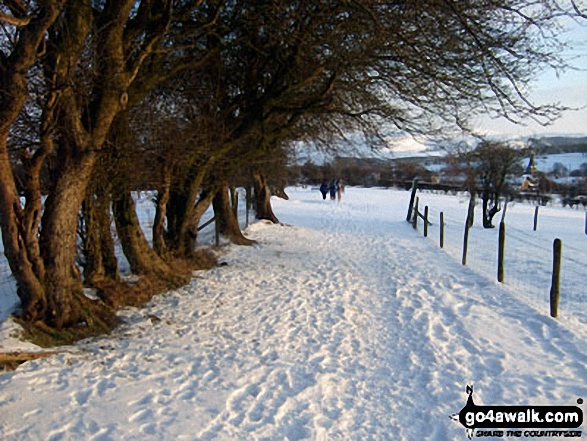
[534,152,587,175]
[413,190,587,319]
[0,187,586,440]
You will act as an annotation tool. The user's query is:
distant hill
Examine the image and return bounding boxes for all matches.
[290,133,587,166]
[527,136,587,155]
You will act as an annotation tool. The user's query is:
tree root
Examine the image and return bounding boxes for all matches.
[0,351,62,371]
[13,248,220,347]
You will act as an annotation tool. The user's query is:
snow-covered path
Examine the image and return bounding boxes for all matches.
[1,187,585,440]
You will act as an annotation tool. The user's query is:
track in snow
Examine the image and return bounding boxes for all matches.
[1,187,585,440]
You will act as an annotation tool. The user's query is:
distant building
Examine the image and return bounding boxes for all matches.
[520,153,538,190]
[525,153,537,176]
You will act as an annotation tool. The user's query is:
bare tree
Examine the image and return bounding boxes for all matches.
[473,141,523,228]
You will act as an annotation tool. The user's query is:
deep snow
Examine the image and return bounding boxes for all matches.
[0,187,586,440]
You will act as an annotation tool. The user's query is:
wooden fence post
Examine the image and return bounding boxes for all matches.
[424,206,429,237]
[440,212,444,248]
[500,198,508,224]
[497,222,505,283]
[462,220,470,266]
[413,197,419,230]
[550,238,562,318]
[466,193,475,228]
[407,178,419,222]
[533,206,539,231]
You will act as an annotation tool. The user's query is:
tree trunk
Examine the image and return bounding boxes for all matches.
[166,188,188,248]
[0,139,47,320]
[252,171,280,224]
[179,190,215,258]
[0,0,65,322]
[112,189,182,284]
[168,190,216,258]
[81,187,119,285]
[166,163,215,258]
[153,167,171,257]
[482,189,500,229]
[213,183,256,246]
[39,155,101,328]
[230,186,238,216]
[24,153,118,334]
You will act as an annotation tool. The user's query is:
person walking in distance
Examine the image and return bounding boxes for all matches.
[329,180,337,201]
[320,181,328,200]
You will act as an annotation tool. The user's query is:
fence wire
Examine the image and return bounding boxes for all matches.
[414,192,587,317]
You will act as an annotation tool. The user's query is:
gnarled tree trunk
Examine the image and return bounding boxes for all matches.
[0,0,65,323]
[482,189,500,229]
[0,0,175,335]
[153,165,171,257]
[0,139,46,320]
[166,162,216,258]
[39,154,102,328]
[213,183,255,246]
[252,171,280,224]
[81,186,119,286]
[112,189,183,285]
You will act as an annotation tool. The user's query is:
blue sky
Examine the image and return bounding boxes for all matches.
[476,19,587,138]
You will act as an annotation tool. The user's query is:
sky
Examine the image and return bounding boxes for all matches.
[476,18,587,138]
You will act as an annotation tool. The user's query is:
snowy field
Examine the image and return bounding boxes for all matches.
[534,152,587,175]
[411,190,587,318]
[1,187,586,440]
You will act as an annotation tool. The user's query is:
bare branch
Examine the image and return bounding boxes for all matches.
[571,0,587,19]
[0,10,30,27]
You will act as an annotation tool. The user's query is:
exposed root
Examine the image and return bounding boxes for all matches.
[16,301,119,348]
[13,248,220,347]
[227,233,257,246]
[0,351,61,371]
[174,248,219,271]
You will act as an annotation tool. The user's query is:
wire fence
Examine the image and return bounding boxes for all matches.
[412,191,587,317]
